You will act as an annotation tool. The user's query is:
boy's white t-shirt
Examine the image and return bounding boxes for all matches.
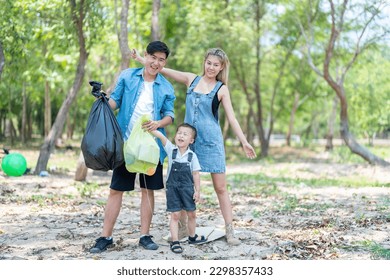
[126,81,154,138]
[164,140,201,181]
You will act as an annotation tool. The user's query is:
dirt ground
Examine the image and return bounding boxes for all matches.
[0,148,389,260]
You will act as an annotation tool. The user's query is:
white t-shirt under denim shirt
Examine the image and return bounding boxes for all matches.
[126,81,154,138]
[164,140,201,181]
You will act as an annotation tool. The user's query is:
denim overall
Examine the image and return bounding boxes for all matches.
[166,149,196,212]
[185,76,225,173]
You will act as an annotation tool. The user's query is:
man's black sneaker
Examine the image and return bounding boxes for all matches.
[139,235,158,250]
[90,237,114,253]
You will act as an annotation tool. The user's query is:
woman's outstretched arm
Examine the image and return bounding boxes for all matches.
[219,85,257,159]
[131,49,196,87]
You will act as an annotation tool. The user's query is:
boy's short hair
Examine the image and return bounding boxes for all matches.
[146,41,170,58]
[177,123,197,141]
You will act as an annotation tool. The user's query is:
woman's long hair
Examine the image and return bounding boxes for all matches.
[202,48,230,85]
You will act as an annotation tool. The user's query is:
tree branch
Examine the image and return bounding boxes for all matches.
[296,0,323,77]
[341,2,385,82]
[323,0,348,90]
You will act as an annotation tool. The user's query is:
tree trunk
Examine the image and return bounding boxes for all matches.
[253,1,268,157]
[26,102,33,141]
[0,41,4,79]
[106,0,131,94]
[338,93,388,166]
[6,88,16,144]
[35,0,89,174]
[325,95,338,151]
[21,82,27,144]
[44,80,51,137]
[75,152,88,181]
[0,116,3,139]
[5,119,16,141]
[231,59,259,151]
[286,92,300,146]
[245,108,254,144]
[151,0,161,41]
[66,111,76,140]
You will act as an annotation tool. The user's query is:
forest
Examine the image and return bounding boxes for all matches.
[0,0,389,173]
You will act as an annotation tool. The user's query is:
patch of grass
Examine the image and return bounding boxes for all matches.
[226,173,389,190]
[199,185,219,207]
[75,182,100,198]
[377,197,390,212]
[26,194,51,206]
[354,212,367,223]
[224,143,390,165]
[341,240,390,260]
[201,184,213,194]
[369,244,390,260]
[300,202,334,212]
[269,194,335,214]
[278,194,299,212]
[201,195,219,207]
[62,194,74,200]
[24,194,72,206]
[96,200,106,206]
[125,191,137,197]
[359,240,390,260]
[251,209,261,218]
[227,173,281,196]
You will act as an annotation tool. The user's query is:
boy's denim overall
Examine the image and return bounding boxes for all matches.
[166,149,196,212]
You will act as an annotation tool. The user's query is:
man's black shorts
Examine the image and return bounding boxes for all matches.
[110,162,164,191]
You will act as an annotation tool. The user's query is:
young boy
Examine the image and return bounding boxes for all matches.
[150,123,207,253]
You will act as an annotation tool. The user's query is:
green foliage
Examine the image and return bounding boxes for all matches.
[227,171,390,191]
[75,182,100,198]
[251,208,261,218]
[0,0,389,164]
[347,48,390,139]
[351,240,390,260]
[330,145,390,164]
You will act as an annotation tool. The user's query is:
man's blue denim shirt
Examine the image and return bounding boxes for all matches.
[110,67,175,163]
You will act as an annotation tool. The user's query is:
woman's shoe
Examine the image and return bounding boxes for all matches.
[225,223,240,245]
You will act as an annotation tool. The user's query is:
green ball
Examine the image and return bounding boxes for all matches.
[1,153,27,177]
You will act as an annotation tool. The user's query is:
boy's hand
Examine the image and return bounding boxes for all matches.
[193,190,200,203]
[142,120,160,132]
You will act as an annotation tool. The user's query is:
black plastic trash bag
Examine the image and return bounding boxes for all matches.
[81,81,124,171]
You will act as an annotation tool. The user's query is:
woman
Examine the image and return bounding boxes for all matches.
[133,48,256,245]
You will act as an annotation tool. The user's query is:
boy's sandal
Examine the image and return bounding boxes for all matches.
[170,241,183,254]
[188,234,207,244]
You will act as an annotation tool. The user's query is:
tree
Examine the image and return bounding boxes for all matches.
[325,95,338,150]
[75,0,132,181]
[299,0,390,166]
[348,48,390,146]
[105,0,132,93]
[231,1,307,156]
[151,0,161,41]
[35,0,90,174]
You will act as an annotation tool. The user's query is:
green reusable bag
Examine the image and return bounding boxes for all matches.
[124,115,160,175]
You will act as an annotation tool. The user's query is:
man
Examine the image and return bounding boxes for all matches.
[90,41,175,253]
